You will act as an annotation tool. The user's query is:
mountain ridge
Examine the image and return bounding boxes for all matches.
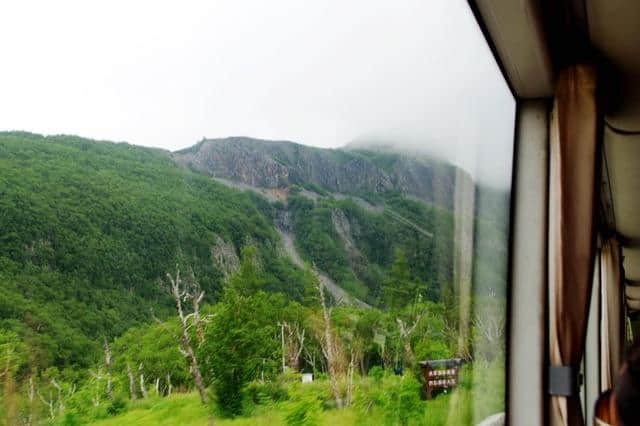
[0,131,508,373]
[173,136,458,210]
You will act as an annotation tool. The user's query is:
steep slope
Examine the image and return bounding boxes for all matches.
[174,137,456,209]
[176,137,509,301]
[0,132,509,373]
[0,132,307,369]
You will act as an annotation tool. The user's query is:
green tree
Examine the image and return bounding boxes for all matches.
[381,249,415,310]
[228,245,263,296]
[200,289,283,417]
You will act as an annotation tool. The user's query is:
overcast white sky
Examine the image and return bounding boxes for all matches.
[0,0,515,187]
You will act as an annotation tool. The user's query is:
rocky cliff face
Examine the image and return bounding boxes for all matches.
[173,137,457,209]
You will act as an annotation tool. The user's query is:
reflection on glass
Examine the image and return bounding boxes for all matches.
[0,0,514,424]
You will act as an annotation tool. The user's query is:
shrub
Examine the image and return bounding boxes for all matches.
[106,397,127,416]
[244,379,289,406]
[383,374,425,426]
[356,374,425,426]
[285,394,320,426]
[368,366,384,383]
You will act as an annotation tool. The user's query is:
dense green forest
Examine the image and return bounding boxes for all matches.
[0,132,310,369]
[0,132,508,425]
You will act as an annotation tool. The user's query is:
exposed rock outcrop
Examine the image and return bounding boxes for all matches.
[211,236,239,279]
[173,137,456,209]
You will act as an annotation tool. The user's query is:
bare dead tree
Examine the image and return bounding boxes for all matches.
[37,390,55,420]
[89,369,103,406]
[279,322,286,373]
[346,350,355,407]
[155,377,160,395]
[185,269,206,345]
[283,321,305,371]
[27,375,35,425]
[473,311,506,347]
[315,275,343,409]
[50,379,64,416]
[36,378,72,421]
[103,338,113,400]
[127,363,137,401]
[302,346,317,372]
[442,316,459,353]
[279,321,306,372]
[164,269,208,405]
[166,373,172,396]
[472,308,506,361]
[396,314,423,370]
[138,364,148,399]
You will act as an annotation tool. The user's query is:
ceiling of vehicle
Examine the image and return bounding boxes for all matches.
[473,0,640,312]
[474,0,554,98]
[588,0,640,312]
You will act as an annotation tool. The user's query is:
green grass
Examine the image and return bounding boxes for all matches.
[85,369,505,426]
[88,394,209,426]
[84,392,477,426]
[87,394,358,426]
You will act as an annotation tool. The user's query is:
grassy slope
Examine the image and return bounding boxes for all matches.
[86,361,504,426]
[0,131,508,373]
[87,384,501,426]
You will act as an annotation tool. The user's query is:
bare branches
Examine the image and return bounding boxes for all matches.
[164,267,208,406]
[37,390,54,420]
[139,364,148,399]
[185,268,206,344]
[473,311,506,346]
[50,378,64,416]
[280,321,306,372]
[27,375,35,425]
[103,338,113,400]
[89,369,103,406]
[166,373,172,396]
[315,275,343,408]
[127,363,137,401]
[472,307,506,361]
[396,313,423,370]
[35,378,73,420]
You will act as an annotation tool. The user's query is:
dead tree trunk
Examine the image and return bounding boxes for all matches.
[282,321,305,371]
[50,379,64,416]
[139,364,148,399]
[396,315,422,371]
[279,322,286,373]
[166,270,208,405]
[27,375,35,425]
[127,363,137,401]
[155,377,160,395]
[185,269,206,345]
[89,369,103,406]
[37,390,54,420]
[103,338,113,400]
[315,277,343,409]
[166,374,172,396]
[346,351,355,407]
[303,347,317,372]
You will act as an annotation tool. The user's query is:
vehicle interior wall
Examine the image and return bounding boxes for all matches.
[471,0,640,425]
[587,0,640,348]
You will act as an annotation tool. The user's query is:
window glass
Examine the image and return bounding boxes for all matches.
[0,1,514,424]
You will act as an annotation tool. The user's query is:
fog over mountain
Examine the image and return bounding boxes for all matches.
[0,0,515,187]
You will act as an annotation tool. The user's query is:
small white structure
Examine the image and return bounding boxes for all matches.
[301,373,313,384]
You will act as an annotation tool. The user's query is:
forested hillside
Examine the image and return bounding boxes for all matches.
[0,132,307,369]
[0,132,509,425]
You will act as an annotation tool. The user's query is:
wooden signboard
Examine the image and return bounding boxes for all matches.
[420,358,463,399]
